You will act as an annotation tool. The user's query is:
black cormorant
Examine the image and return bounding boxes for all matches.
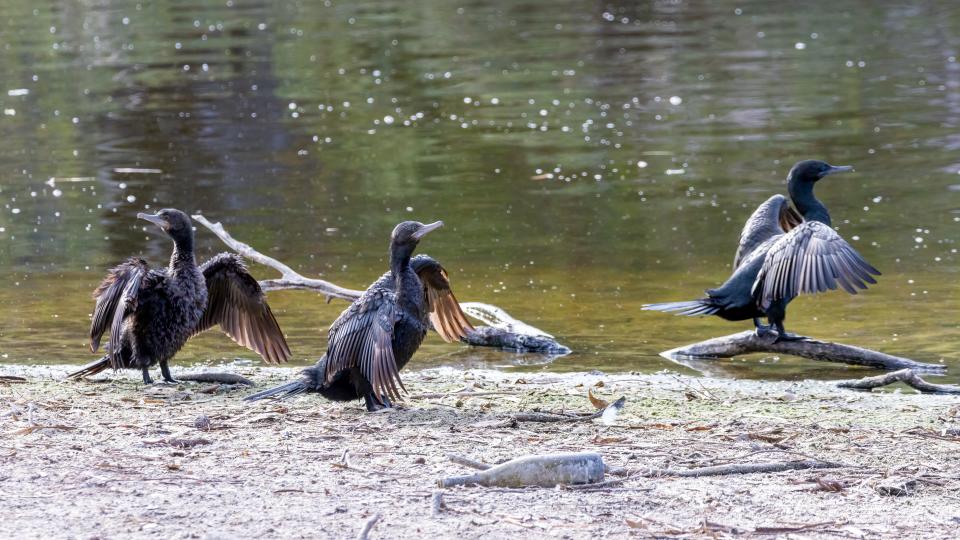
[643,160,880,341]
[245,220,473,410]
[67,209,291,384]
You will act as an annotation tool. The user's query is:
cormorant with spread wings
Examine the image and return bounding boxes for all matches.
[67,209,290,384]
[643,160,880,341]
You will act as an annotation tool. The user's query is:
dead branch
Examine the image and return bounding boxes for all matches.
[642,459,844,478]
[837,369,960,394]
[662,330,944,372]
[193,214,570,353]
[356,513,382,540]
[192,214,362,301]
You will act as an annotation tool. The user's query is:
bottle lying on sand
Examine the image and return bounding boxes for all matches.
[438,452,605,488]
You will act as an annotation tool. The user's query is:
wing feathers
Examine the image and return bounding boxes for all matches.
[196,253,291,364]
[754,221,880,309]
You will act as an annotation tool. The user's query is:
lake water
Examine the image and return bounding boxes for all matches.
[0,0,957,381]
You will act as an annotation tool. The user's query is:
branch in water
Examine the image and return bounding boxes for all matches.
[662,330,944,372]
[192,214,570,353]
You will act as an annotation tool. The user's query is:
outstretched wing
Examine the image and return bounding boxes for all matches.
[324,288,405,403]
[411,254,474,342]
[753,221,880,310]
[733,195,803,269]
[196,253,291,364]
[90,258,150,367]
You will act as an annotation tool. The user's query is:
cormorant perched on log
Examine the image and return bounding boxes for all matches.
[643,160,880,341]
[67,209,290,384]
[245,220,473,411]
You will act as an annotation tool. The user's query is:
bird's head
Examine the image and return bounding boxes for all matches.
[137,208,194,245]
[389,220,443,261]
[787,160,854,184]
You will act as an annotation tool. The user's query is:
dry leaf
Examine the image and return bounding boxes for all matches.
[815,477,845,492]
[588,387,609,410]
[685,424,715,432]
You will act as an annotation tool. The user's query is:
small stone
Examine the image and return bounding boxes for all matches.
[194,415,211,431]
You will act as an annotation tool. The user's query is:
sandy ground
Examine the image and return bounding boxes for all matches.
[1,364,959,539]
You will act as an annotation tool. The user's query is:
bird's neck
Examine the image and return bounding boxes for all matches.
[169,237,197,274]
[788,180,831,226]
[390,249,412,289]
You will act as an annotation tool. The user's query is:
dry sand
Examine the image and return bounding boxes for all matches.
[2,364,959,539]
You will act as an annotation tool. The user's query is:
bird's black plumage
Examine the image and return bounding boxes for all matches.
[643,160,880,341]
[245,221,473,411]
[68,209,291,384]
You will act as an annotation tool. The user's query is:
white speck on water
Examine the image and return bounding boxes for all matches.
[3,109,15,116]
[637,160,648,168]
[405,206,413,212]
[52,189,62,197]
[126,195,137,203]
[665,168,685,175]
[7,89,29,97]
[288,102,297,110]
[463,97,472,104]
[852,235,860,241]
[490,97,500,105]
[257,23,266,30]
[915,237,924,243]
[11,208,20,214]
[795,42,806,50]
[539,109,548,116]
[669,96,682,105]
[872,196,883,203]
[383,115,394,125]
[122,17,130,25]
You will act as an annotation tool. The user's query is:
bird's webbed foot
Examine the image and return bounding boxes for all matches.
[363,393,394,412]
[773,323,807,343]
[753,318,776,338]
[159,361,178,384]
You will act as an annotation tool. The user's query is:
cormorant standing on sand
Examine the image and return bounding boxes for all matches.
[68,209,290,384]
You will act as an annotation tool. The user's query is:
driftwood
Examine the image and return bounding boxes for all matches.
[438,452,605,488]
[193,214,569,353]
[837,369,960,394]
[662,330,945,372]
[511,397,626,424]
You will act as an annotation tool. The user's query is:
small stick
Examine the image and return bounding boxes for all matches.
[837,369,960,394]
[446,454,491,470]
[512,397,625,423]
[356,513,382,540]
[176,373,254,386]
[642,459,844,478]
[663,330,944,372]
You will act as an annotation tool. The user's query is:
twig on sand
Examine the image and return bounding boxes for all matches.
[177,373,254,386]
[662,330,944,372]
[447,454,491,470]
[642,459,844,478]
[837,369,960,394]
[356,513,382,540]
[511,397,625,423]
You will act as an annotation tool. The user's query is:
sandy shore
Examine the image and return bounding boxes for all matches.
[2,364,959,539]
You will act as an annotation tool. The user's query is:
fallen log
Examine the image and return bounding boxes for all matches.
[837,369,960,394]
[662,330,945,372]
[193,214,570,354]
[642,459,844,478]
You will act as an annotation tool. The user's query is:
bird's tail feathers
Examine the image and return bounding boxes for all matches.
[66,355,111,380]
[244,380,308,402]
[642,299,721,317]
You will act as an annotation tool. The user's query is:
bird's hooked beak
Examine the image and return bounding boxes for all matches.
[821,165,854,178]
[411,220,444,240]
[137,212,168,230]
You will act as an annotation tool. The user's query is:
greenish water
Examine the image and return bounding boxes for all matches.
[0,0,957,381]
